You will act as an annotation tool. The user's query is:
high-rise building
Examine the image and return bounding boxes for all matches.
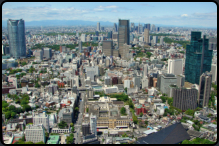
[100,27,104,31]
[81,34,86,42]
[102,40,113,57]
[142,77,148,89]
[172,86,198,111]
[185,32,213,84]
[157,27,160,32]
[107,31,112,39]
[118,19,130,58]
[43,47,52,59]
[122,43,131,60]
[97,22,100,31]
[7,19,26,59]
[146,23,150,31]
[160,36,164,44]
[153,36,158,44]
[130,33,134,42]
[211,64,217,84]
[159,73,177,95]
[143,64,148,78]
[168,59,183,76]
[113,23,117,32]
[144,29,149,44]
[78,40,82,53]
[198,72,212,108]
[82,122,90,136]
[90,115,97,136]
[131,23,135,32]
[151,24,156,31]
[133,76,141,89]
[95,31,99,36]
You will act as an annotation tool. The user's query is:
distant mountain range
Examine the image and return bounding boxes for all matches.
[2,20,216,29]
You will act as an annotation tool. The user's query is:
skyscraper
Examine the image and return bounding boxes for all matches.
[160,36,164,44]
[78,40,82,53]
[153,36,158,44]
[107,31,112,39]
[113,23,117,32]
[7,19,26,59]
[151,24,156,31]
[144,29,149,44]
[81,34,86,42]
[102,40,113,57]
[168,59,183,76]
[131,23,135,32]
[185,32,213,84]
[198,72,212,108]
[90,115,97,136]
[97,22,100,31]
[118,19,129,58]
[146,23,150,31]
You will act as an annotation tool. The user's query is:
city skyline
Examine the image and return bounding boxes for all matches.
[2,2,217,28]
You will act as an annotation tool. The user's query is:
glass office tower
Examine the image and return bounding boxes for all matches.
[118,19,129,58]
[7,19,26,59]
[185,31,213,84]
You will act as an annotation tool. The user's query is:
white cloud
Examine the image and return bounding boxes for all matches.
[181,14,188,17]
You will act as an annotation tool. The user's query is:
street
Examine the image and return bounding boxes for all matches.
[74,91,86,144]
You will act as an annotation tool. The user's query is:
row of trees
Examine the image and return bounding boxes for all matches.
[163,37,190,49]
[182,137,215,144]
[7,68,22,74]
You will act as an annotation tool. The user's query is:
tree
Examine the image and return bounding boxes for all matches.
[66,133,74,144]
[140,112,143,117]
[144,120,148,125]
[122,132,128,137]
[35,141,45,144]
[25,141,34,144]
[11,112,16,118]
[58,121,68,129]
[45,131,49,140]
[86,108,89,113]
[124,87,127,92]
[2,101,9,108]
[5,111,11,119]
[21,135,25,141]
[185,109,195,116]
[120,107,126,115]
[70,123,74,127]
[71,126,74,133]
[22,104,32,112]
[75,107,79,112]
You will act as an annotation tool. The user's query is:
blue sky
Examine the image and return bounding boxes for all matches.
[2,2,217,28]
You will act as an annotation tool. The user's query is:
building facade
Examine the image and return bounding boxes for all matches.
[172,87,198,111]
[168,59,183,76]
[33,112,50,132]
[25,124,46,143]
[144,29,149,44]
[7,19,26,59]
[198,72,212,108]
[185,32,213,84]
[118,19,130,58]
[159,73,177,95]
[102,40,113,57]
[90,115,97,136]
